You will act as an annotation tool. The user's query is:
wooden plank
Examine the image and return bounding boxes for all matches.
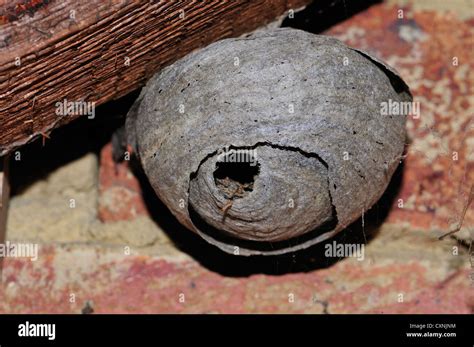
[0,155,10,277]
[0,0,310,155]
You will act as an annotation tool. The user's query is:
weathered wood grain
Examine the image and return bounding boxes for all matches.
[0,0,309,155]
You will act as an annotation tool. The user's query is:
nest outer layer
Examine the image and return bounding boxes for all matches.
[126,28,412,256]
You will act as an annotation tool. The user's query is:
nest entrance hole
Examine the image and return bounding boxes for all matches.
[213,159,260,200]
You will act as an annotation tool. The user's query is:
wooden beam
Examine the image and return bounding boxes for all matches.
[0,0,310,155]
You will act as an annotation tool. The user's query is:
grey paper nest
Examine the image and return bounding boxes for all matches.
[126,28,411,256]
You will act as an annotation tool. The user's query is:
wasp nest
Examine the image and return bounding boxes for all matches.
[126,28,411,256]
